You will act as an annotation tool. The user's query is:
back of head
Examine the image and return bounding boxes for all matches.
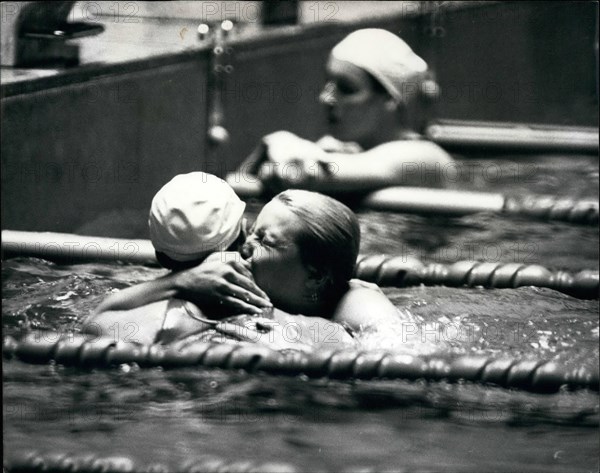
[149,172,246,269]
[275,190,360,307]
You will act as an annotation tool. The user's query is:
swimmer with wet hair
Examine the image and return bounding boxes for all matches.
[235,28,453,192]
[87,185,398,347]
[239,189,398,333]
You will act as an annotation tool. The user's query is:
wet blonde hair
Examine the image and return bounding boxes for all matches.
[275,190,360,309]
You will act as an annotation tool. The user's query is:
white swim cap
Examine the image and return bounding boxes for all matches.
[149,172,245,262]
[331,28,428,104]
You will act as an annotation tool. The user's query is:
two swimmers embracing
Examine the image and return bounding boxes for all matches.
[85,172,399,350]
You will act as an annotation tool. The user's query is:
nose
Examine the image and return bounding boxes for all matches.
[319,81,337,105]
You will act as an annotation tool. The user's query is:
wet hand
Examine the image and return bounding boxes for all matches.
[258,158,334,192]
[258,132,331,191]
[173,252,272,315]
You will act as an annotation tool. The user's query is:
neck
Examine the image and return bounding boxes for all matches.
[358,117,411,150]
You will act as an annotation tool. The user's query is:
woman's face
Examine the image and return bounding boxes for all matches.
[320,56,389,146]
[241,200,311,313]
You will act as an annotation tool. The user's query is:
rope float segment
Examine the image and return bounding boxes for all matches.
[354,255,600,300]
[2,231,597,299]
[504,194,600,224]
[360,186,505,216]
[225,178,599,225]
[425,120,599,152]
[1,230,158,264]
[5,450,298,473]
[3,333,598,393]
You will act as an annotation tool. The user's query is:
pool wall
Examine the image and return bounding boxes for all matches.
[1,1,598,234]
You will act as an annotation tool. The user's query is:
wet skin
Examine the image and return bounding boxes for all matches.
[241,199,312,315]
[320,56,393,148]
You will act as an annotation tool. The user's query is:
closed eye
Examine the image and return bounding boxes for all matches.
[261,235,277,247]
[248,228,273,247]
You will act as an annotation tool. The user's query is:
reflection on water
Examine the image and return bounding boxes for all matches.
[3,155,599,470]
[3,260,598,470]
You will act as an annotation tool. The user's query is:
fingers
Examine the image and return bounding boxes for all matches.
[228,259,254,280]
[223,282,271,310]
[225,266,270,303]
[192,255,273,312]
[221,295,267,315]
[200,254,269,304]
[233,277,270,303]
[258,160,319,189]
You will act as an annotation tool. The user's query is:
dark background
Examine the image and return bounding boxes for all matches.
[1,1,598,234]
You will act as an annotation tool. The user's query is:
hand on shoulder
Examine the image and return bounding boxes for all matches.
[172,252,272,315]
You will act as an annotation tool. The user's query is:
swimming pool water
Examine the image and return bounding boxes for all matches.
[3,155,599,471]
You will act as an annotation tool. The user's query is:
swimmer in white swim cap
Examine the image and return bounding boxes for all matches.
[148,172,246,270]
[235,28,453,192]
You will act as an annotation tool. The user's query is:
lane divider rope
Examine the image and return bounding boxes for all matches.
[3,332,598,393]
[354,255,599,299]
[227,180,599,224]
[2,231,597,299]
[4,450,298,473]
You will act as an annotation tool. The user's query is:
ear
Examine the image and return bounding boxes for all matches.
[304,265,331,294]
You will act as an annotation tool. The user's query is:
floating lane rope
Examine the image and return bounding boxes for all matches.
[1,230,157,264]
[227,180,599,225]
[425,120,599,152]
[5,450,298,473]
[354,255,600,300]
[2,230,598,299]
[359,188,600,224]
[503,194,600,224]
[3,333,598,393]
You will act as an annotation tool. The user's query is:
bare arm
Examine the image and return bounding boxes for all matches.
[308,141,454,191]
[247,132,454,192]
[93,277,180,314]
[83,300,170,345]
[93,253,272,316]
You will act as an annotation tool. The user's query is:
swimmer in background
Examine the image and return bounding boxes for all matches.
[231,28,453,193]
[86,173,399,348]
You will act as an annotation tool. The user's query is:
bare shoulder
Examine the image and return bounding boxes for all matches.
[368,140,452,163]
[332,284,399,333]
[83,300,170,344]
[366,140,453,187]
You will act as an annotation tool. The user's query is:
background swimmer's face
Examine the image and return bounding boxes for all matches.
[241,200,311,314]
[320,57,390,146]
